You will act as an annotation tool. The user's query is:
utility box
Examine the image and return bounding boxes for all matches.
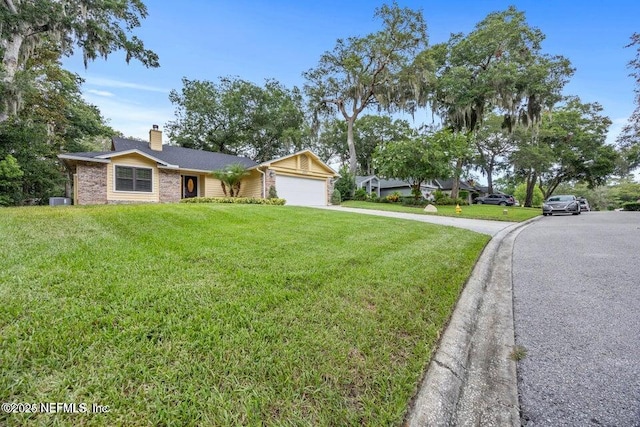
[49,197,72,206]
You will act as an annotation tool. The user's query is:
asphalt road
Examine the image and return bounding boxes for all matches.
[512,211,640,426]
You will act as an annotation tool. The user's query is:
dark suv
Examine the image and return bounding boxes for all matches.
[474,194,515,206]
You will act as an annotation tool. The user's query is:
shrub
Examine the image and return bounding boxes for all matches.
[385,191,402,203]
[267,185,278,199]
[434,196,467,206]
[331,189,341,205]
[368,192,379,202]
[334,166,355,201]
[181,197,286,205]
[459,190,469,202]
[353,188,368,201]
[433,189,444,202]
[401,196,427,207]
[622,202,640,211]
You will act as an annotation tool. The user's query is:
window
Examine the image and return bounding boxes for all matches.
[115,166,152,192]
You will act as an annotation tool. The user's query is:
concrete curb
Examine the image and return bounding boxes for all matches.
[405,215,543,426]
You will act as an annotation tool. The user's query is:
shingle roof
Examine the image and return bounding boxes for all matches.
[356,175,379,185]
[378,178,438,189]
[434,179,478,192]
[111,138,257,171]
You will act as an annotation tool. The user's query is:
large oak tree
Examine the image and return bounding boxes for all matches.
[304,2,427,174]
[1,0,159,121]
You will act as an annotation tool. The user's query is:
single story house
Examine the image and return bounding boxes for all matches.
[355,175,381,197]
[433,178,481,204]
[378,178,438,198]
[58,126,338,206]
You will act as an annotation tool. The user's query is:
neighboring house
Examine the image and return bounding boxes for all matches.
[58,126,338,206]
[433,179,481,204]
[378,178,438,198]
[355,175,381,197]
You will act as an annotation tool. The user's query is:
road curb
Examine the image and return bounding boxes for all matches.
[405,215,543,426]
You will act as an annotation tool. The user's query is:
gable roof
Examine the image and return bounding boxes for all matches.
[434,178,478,192]
[379,178,438,189]
[259,149,338,175]
[110,138,257,171]
[356,175,379,185]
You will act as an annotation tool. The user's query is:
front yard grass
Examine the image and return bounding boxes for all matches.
[0,204,488,426]
[342,200,541,222]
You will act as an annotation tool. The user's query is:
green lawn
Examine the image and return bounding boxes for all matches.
[0,204,488,426]
[342,200,541,222]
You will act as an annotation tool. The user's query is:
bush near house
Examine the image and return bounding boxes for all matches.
[181,196,286,205]
[622,202,640,211]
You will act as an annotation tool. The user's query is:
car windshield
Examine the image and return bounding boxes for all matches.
[547,196,574,202]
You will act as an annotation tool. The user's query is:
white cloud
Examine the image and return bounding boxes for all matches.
[606,116,630,145]
[86,89,115,97]
[84,76,170,94]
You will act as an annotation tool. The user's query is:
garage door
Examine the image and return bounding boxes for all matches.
[277,175,326,206]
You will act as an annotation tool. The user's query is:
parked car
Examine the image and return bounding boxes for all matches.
[578,197,590,212]
[542,195,581,216]
[475,194,515,206]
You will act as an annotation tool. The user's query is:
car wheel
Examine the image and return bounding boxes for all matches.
[499,201,507,206]
[542,213,548,216]
[476,200,483,204]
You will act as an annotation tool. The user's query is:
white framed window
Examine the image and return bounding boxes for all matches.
[115,166,152,192]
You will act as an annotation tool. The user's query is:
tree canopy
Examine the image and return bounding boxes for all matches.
[1,0,159,121]
[166,77,305,163]
[304,2,427,174]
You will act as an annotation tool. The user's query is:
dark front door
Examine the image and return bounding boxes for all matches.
[183,175,198,198]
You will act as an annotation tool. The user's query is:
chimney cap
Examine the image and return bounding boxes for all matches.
[152,124,159,130]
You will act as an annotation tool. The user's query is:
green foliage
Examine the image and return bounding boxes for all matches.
[334,165,355,200]
[353,188,368,201]
[368,192,379,202]
[0,119,66,205]
[622,202,640,211]
[1,0,158,120]
[385,191,402,203]
[167,77,305,162]
[331,189,341,205]
[304,3,427,173]
[267,185,278,199]
[374,131,453,199]
[180,197,286,205]
[514,183,544,207]
[434,196,467,206]
[0,154,23,206]
[459,190,469,201]
[210,164,250,197]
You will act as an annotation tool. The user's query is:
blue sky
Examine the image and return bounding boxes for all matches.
[63,0,640,145]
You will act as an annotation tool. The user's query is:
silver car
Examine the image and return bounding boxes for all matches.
[542,195,581,216]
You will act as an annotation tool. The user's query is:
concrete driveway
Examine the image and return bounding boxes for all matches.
[513,211,640,426]
[316,206,517,236]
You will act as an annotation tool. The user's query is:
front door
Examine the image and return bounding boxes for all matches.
[183,175,198,198]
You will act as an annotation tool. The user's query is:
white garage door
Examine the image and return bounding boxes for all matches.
[277,175,326,206]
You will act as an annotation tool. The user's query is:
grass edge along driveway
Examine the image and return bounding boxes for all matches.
[342,200,541,222]
[0,204,489,426]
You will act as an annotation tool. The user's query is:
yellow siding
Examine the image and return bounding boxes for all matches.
[271,156,298,169]
[203,176,227,197]
[107,154,159,202]
[309,156,330,174]
[239,170,263,198]
[268,153,336,178]
[203,171,262,198]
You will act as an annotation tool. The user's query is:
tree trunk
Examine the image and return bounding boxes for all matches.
[450,158,463,199]
[524,170,537,207]
[346,117,357,175]
[486,161,494,194]
[1,34,24,123]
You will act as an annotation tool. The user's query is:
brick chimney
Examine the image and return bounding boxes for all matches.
[149,125,162,151]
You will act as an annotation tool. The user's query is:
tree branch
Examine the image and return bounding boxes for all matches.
[4,0,18,14]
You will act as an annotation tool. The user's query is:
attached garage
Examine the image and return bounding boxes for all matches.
[276,175,326,206]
